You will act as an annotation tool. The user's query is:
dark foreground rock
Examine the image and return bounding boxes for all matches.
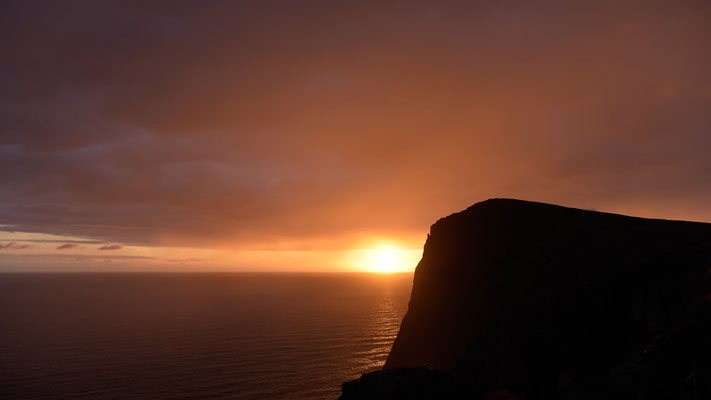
[340,199,711,399]
[339,367,472,400]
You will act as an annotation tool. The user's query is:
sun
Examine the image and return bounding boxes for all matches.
[372,248,399,273]
[348,245,421,273]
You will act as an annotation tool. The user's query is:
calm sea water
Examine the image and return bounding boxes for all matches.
[0,273,413,400]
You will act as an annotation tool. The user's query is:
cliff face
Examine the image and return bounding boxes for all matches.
[342,199,711,399]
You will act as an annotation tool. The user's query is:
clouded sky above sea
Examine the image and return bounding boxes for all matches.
[1,1,710,271]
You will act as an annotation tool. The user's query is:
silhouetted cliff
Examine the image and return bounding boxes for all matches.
[340,199,711,399]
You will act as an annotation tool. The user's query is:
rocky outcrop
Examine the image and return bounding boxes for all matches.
[341,199,711,399]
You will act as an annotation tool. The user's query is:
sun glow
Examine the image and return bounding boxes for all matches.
[347,245,422,273]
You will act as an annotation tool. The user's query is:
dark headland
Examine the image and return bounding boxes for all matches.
[339,199,711,399]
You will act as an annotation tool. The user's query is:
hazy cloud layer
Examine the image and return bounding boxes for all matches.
[1,1,711,250]
[0,238,104,244]
[0,242,31,250]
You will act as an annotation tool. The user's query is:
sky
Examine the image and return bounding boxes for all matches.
[1,0,711,272]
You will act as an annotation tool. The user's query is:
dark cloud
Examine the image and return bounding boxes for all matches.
[98,244,123,250]
[0,242,31,250]
[56,243,80,250]
[1,1,711,250]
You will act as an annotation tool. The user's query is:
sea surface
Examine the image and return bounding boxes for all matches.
[0,273,413,400]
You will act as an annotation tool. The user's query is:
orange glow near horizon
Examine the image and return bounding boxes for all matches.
[3,2,711,273]
[346,245,422,273]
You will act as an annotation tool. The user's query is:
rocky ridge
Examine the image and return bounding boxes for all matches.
[340,199,711,399]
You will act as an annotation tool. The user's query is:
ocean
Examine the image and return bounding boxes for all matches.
[0,273,413,399]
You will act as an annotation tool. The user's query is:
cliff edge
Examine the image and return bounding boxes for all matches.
[341,199,711,399]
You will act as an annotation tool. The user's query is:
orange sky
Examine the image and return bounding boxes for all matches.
[1,1,711,271]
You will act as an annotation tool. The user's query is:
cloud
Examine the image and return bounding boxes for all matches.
[0,253,160,272]
[0,242,31,250]
[1,1,710,252]
[56,243,80,250]
[98,244,123,250]
[165,257,214,263]
[0,237,104,244]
